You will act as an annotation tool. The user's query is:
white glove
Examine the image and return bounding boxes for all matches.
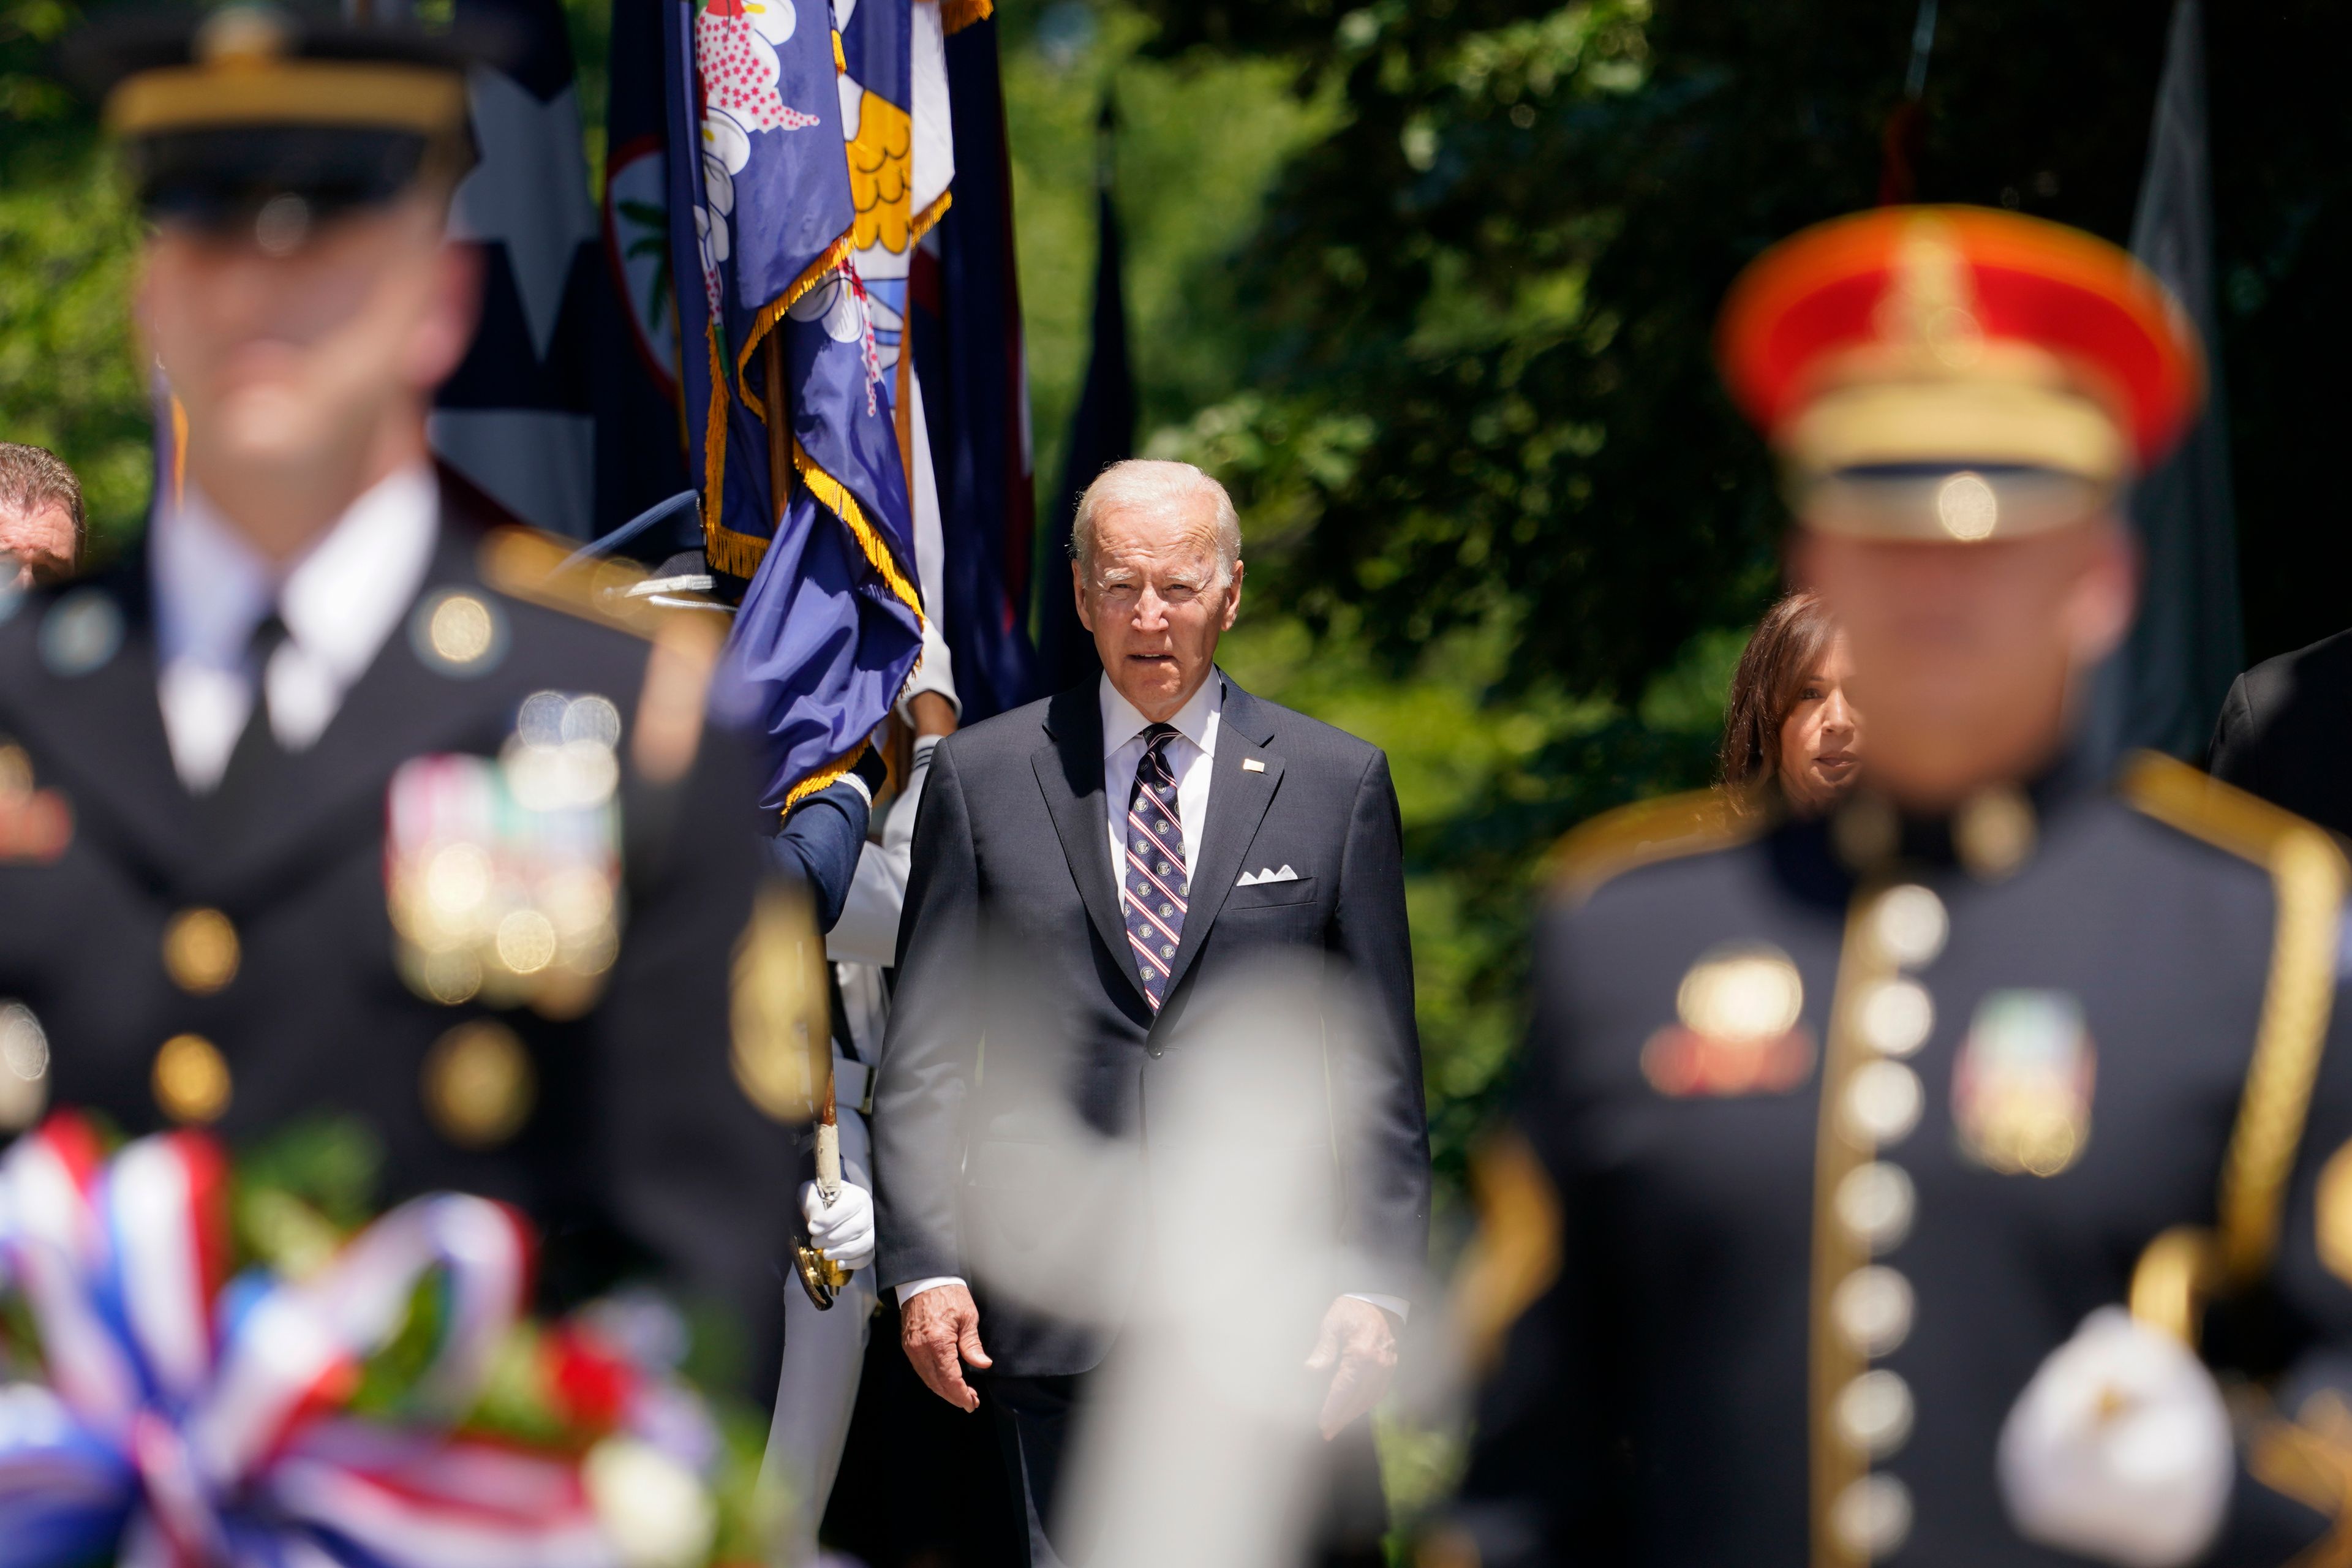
[798,1159,876,1273]
[1999,1306,2234,1567]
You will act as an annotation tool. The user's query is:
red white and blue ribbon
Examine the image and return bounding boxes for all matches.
[0,1115,619,1568]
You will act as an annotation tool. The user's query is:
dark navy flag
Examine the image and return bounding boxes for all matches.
[432,0,600,537]
[667,0,924,812]
[1038,101,1133,695]
[2089,0,2242,763]
[590,0,693,547]
[907,4,1038,722]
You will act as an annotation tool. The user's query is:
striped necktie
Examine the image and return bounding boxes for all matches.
[1123,723,1188,1011]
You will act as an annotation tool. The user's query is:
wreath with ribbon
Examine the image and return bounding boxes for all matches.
[0,1113,779,1567]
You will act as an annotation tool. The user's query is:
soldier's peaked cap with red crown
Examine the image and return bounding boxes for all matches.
[1716,206,2205,541]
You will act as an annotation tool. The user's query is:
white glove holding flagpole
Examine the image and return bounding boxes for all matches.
[798,1158,876,1273]
[1999,1307,2234,1567]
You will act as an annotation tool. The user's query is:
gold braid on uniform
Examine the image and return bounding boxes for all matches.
[2252,1391,2352,1568]
[478,527,696,640]
[1547,785,1773,908]
[2120,752,2350,1305]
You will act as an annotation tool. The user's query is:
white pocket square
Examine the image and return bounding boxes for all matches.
[1237,865,1299,888]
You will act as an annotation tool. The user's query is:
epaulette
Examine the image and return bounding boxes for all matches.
[1545,786,1766,907]
[2122,750,2350,878]
[477,528,722,787]
[477,527,691,642]
[2247,1387,2352,1556]
[2120,750,2350,1290]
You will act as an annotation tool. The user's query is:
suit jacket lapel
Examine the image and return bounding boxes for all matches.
[1034,685,1150,1006]
[1161,676,1283,1004]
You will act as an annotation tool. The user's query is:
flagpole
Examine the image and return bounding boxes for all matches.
[763,331,794,526]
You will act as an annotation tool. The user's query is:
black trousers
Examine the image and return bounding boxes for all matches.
[985,1366,1390,1568]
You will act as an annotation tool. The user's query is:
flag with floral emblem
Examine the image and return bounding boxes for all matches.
[664,0,925,812]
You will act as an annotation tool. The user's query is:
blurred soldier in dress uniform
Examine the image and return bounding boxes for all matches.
[0,2,878,1376]
[1443,208,2352,1567]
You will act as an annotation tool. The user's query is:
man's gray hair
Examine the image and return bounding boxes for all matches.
[1069,459,1242,587]
[0,443,84,555]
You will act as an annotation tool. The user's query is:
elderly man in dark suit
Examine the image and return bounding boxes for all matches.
[872,458,1430,1564]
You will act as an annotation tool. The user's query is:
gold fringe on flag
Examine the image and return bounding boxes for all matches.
[908,186,952,246]
[701,233,929,816]
[941,0,992,34]
[706,230,858,578]
[700,321,734,558]
[706,517,769,578]
[783,738,869,817]
[736,232,859,421]
[790,436,925,624]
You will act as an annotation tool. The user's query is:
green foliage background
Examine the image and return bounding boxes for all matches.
[0,0,146,562]
[7,0,2290,1524]
[12,1,2350,1218]
[0,0,1751,1235]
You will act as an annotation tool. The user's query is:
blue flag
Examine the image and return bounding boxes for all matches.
[590,0,693,548]
[432,0,600,536]
[907,4,1039,721]
[667,0,924,812]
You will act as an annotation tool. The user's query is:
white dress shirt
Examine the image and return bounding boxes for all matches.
[1100,667,1221,888]
[898,668,1406,1324]
[154,466,440,792]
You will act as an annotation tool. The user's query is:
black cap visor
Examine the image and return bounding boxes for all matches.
[129,124,451,231]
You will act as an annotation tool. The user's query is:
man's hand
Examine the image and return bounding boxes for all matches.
[1998,1307,2233,1567]
[1306,1295,1399,1440]
[901,1283,991,1413]
[798,1164,876,1272]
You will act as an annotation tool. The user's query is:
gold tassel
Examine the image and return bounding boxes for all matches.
[941,0,992,34]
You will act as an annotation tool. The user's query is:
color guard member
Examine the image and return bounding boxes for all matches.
[1446,208,2352,1567]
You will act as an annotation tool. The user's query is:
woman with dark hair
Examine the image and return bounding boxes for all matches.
[1719,589,1860,812]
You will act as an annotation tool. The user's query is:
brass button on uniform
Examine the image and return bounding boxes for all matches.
[423,1020,535,1149]
[1832,793,1899,872]
[1955,785,2037,880]
[1857,979,1932,1057]
[1871,885,1948,969]
[1841,1060,1924,1148]
[0,1001,47,1131]
[1836,1162,1917,1253]
[162,907,240,995]
[153,1033,231,1123]
[1833,1266,1917,1356]
[1830,1473,1913,1559]
[412,589,507,676]
[1836,1368,1915,1458]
